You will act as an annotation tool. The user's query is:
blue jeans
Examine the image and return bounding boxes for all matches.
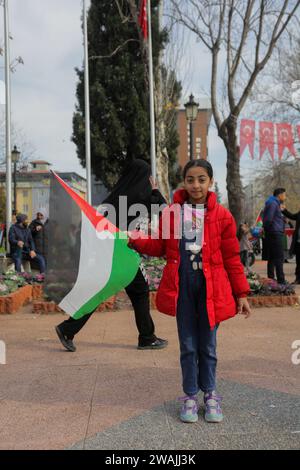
[12,250,46,273]
[177,246,218,396]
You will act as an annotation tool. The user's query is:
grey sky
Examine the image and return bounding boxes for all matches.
[0,0,85,176]
[0,0,260,201]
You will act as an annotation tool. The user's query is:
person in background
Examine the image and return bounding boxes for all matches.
[30,208,49,266]
[262,188,287,285]
[237,223,253,273]
[9,213,46,273]
[282,217,294,263]
[282,205,300,284]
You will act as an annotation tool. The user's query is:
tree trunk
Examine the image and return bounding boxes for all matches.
[222,120,245,227]
[156,127,171,203]
[155,0,170,203]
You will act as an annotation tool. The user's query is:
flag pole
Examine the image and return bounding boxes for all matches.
[83,0,92,204]
[4,0,12,249]
[147,0,156,183]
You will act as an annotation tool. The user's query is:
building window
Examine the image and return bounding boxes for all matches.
[23,190,28,198]
[23,204,29,213]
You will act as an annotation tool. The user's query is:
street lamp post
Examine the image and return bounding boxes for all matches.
[2,0,12,249]
[184,94,199,161]
[11,145,20,212]
[83,0,92,205]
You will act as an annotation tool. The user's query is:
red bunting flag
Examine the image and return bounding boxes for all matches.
[240,119,255,159]
[297,125,300,143]
[259,121,274,160]
[276,123,296,159]
[139,0,148,40]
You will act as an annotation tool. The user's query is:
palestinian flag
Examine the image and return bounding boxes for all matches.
[250,209,264,239]
[44,172,140,319]
[254,209,263,228]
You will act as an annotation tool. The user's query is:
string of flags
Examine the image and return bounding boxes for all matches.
[239,119,300,160]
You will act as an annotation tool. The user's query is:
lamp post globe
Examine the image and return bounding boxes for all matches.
[184,94,199,161]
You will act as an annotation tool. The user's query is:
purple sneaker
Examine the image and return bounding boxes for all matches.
[204,391,223,423]
[179,395,199,423]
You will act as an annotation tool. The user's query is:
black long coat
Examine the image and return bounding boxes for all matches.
[282,209,300,255]
[29,219,49,259]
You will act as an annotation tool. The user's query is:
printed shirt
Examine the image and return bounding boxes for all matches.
[182,203,206,252]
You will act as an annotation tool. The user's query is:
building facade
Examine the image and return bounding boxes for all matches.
[0,161,86,221]
[177,100,212,168]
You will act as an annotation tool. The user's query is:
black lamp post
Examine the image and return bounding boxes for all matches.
[184,94,199,160]
[11,145,21,213]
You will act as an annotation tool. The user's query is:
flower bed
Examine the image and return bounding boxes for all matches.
[0,284,33,314]
[146,263,299,310]
[0,272,28,296]
[142,257,166,291]
[149,290,298,310]
[0,272,44,296]
[247,272,297,296]
[0,272,46,314]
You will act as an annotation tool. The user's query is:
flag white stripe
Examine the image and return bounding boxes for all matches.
[59,212,114,316]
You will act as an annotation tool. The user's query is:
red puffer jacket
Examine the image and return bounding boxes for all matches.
[129,189,250,329]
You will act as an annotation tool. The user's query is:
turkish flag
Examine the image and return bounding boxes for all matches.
[297,124,300,142]
[259,122,274,160]
[276,123,296,159]
[139,0,148,40]
[240,119,255,158]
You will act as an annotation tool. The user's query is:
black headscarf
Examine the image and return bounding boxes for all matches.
[103,159,152,209]
[100,159,166,231]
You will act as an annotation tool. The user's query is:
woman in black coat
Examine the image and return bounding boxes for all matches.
[29,209,49,265]
[282,207,300,284]
[55,159,168,352]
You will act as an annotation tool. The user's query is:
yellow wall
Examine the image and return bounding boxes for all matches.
[16,186,33,220]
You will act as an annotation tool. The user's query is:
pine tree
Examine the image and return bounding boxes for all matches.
[72,0,181,191]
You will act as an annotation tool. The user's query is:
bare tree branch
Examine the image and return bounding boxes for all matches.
[89,39,139,60]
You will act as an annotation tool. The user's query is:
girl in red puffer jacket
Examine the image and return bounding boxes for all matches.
[128,159,251,424]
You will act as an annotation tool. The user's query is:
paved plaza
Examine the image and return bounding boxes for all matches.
[0,260,299,450]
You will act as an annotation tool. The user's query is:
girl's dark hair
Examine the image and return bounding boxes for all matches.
[183,159,213,179]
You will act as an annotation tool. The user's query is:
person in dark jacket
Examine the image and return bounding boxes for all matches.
[55,159,168,352]
[262,188,287,284]
[29,208,49,265]
[9,214,46,273]
[282,206,300,284]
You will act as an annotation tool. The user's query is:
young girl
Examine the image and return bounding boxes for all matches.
[128,160,251,424]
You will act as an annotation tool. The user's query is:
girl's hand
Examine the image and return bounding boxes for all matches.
[149,176,158,190]
[122,230,132,238]
[237,297,252,318]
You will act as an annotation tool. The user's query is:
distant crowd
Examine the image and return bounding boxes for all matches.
[8,209,49,274]
[237,188,300,285]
